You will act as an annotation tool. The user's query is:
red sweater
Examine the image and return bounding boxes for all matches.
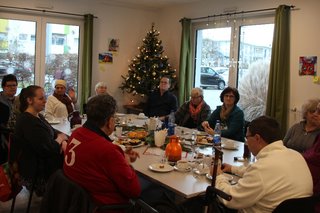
[63,126,141,205]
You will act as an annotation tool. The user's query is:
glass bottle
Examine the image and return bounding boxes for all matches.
[213,120,221,146]
[165,135,182,162]
[69,110,82,129]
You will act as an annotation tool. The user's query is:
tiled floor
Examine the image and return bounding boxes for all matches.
[0,187,42,213]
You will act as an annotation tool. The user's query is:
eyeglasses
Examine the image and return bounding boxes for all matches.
[224,94,235,98]
[245,134,254,139]
[5,84,17,88]
[191,96,201,99]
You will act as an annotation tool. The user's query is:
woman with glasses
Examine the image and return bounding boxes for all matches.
[175,87,211,130]
[284,99,320,152]
[202,87,244,141]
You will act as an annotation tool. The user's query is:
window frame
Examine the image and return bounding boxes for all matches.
[0,12,83,99]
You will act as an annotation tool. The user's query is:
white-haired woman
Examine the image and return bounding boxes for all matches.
[175,87,211,130]
[284,98,320,152]
[88,82,108,101]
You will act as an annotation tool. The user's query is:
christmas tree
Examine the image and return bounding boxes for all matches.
[120,23,177,98]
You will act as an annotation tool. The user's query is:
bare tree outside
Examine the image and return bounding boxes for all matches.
[238,60,270,121]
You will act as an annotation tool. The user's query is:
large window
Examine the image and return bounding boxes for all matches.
[0,13,82,97]
[193,16,274,120]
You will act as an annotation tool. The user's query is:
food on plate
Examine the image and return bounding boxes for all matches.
[116,138,142,146]
[196,135,213,144]
[194,153,204,159]
[127,130,148,139]
[159,164,165,169]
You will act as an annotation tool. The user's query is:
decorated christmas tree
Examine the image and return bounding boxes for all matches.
[120,23,177,98]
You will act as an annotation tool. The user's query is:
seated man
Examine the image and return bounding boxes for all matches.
[144,76,177,120]
[45,79,77,120]
[216,116,313,212]
[63,94,141,206]
[175,87,211,130]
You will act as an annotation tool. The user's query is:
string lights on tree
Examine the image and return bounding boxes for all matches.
[120,23,177,97]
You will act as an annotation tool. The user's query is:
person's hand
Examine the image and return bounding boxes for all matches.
[202,121,209,129]
[68,88,77,103]
[203,124,214,135]
[125,147,140,163]
[159,116,166,121]
[56,133,68,144]
[61,141,68,153]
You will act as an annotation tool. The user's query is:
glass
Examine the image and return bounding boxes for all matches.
[194,27,231,110]
[44,23,80,97]
[0,18,36,90]
[237,24,274,121]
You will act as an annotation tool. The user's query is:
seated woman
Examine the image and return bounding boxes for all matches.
[45,79,77,120]
[202,87,244,142]
[13,85,68,195]
[175,87,211,130]
[284,99,320,153]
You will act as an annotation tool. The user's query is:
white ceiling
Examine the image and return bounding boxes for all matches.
[95,0,203,9]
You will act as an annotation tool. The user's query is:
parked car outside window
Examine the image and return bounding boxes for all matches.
[200,66,226,90]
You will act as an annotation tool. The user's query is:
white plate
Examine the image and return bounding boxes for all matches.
[222,144,239,150]
[149,163,174,173]
[48,120,60,124]
[115,113,126,117]
[206,173,234,181]
[173,166,192,172]
[197,141,213,146]
[136,116,148,120]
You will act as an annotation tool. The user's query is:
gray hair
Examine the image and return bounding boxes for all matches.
[86,94,117,127]
[191,87,203,97]
[95,82,107,91]
[301,99,320,119]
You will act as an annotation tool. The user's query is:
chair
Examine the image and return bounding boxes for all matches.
[272,194,320,213]
[40,169,158,213]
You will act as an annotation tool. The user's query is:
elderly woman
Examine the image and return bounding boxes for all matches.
[202,87,244,141]
[175,87,211,130]
[45,79,77,120]
[88,82,108,101]
[284,99,320,153]
[13,85,67,195]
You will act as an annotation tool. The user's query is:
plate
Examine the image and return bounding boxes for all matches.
[115,113,125,117]
[221,144,239,150]
[136,116,148,120]
[197,141,213,146]
[173,166,192,172]
[206,173,233,181]
[149,163,174,173]
[48,120,60,124]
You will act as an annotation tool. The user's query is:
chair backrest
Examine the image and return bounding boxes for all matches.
[272,194,320,213]
[40,169,135,213]
[40,169,94,213]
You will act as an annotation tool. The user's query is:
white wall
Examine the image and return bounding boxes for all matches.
[158,0,320,127]
[1,0,158,112]
[1,0,320,127]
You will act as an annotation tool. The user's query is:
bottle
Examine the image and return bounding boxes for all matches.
[213,120,221,146]
[243,141,251,160]
[168,111,175,136]
[165,135,182,162]
[69,110,82,129]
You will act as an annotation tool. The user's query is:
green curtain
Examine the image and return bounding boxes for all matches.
[178,18,193,105]
[266,5,291,136]
[80,14,94,113]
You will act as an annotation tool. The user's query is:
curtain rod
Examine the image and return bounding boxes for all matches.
[0,5,98,18]
[182,5,295,22]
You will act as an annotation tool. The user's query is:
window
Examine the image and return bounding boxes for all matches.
[0,13,82,98]
[193,15,274,120]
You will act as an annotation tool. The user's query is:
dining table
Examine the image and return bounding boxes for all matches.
[50,114,251,200]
